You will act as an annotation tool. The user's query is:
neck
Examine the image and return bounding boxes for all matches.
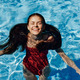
[29,33,42,40]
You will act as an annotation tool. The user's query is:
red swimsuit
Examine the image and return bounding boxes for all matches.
[23,46,48,75]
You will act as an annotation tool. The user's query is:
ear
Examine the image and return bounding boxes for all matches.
[27,25,29,30]
[42,25,45,31]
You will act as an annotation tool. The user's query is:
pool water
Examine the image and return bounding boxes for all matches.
[0,0,80,80]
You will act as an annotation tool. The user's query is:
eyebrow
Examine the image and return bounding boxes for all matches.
[30,21,42,23]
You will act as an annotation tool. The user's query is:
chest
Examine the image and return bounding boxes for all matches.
[27,34,50,48]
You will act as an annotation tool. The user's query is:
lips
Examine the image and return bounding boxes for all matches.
[32,28,39,31]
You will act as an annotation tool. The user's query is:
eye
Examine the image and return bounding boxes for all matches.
[30,22,34,25]
[38,22,42,25]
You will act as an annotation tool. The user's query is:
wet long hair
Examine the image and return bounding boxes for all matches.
[37,23,62,51]
[0,23,28,54]
[0,13,62,54]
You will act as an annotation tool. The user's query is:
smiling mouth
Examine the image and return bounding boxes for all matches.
[32,29,39,31]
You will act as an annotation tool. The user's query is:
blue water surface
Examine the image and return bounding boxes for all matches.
[0,0,80,80]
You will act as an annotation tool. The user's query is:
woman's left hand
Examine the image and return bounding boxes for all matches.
[76,69,80,75]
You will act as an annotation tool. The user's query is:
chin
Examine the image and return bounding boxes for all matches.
[32,32,41,35]
[32,33,40,36]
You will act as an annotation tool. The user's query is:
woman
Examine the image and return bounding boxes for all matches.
[0,13,80,80]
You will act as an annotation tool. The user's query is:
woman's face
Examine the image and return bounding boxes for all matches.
[27,15,44,35]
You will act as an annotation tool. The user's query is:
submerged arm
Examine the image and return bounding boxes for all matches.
[56,48,80,75]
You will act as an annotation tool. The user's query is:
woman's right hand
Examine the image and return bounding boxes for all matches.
[0,50,4,56]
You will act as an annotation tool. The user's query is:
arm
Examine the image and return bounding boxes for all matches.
[56,48,80,75]
[0,50,4,56]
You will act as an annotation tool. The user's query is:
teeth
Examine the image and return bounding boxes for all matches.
[33,29,38,30]
[34,29,37,30]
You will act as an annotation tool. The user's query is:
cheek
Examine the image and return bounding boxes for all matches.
[27,25,32,30]
[38,24,43,28]
[39,25,44,30]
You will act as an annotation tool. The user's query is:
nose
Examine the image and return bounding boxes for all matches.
[34,23,38,27]
[36,26,38,28]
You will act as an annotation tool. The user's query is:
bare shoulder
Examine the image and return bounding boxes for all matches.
[47,36,54,41]
[43,34,54,42]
